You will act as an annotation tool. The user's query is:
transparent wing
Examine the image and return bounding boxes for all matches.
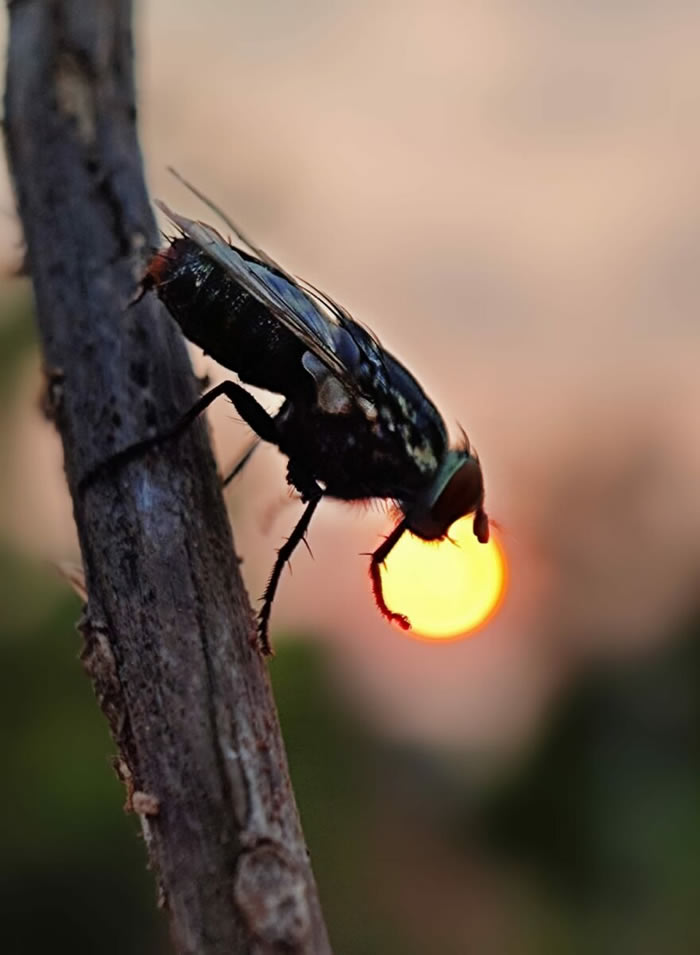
[156,200,360,392]
[167,167,281,269]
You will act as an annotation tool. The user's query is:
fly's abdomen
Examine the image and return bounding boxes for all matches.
[144,238,310,396]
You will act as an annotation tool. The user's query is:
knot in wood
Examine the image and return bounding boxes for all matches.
[234,843,311,951]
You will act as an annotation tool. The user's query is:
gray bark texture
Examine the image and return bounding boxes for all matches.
[3,1,332,953]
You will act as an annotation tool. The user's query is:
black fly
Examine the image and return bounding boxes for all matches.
[96,185,490,654]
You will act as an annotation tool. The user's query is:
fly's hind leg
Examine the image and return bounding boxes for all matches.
[222,437,261,488]
[221,400,291,488]
[80,380,279,492]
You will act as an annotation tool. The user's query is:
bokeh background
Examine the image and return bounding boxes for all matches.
[2,2,700,952]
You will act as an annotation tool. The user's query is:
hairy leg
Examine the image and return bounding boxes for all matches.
[80,379,279,492]
[257,479,323,655]
[368,520,410,630]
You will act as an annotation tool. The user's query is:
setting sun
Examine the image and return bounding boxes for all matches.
[379,518,507,641]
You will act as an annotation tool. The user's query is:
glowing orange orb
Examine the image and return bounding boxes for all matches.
[379,517,507,641]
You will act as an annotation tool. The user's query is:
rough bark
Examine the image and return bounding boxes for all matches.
[4,2,332,953]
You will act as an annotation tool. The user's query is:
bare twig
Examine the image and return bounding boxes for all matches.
[4,1,332,952]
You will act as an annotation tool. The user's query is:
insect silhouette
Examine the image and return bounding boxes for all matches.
[100,180,490,654]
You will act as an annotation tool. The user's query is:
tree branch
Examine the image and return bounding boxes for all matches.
[4,2,332,952]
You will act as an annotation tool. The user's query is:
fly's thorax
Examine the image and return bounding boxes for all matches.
[403,448,487,542]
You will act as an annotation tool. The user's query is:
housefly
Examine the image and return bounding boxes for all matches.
[100,181,490,654]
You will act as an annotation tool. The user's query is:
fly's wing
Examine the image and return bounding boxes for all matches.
[159,177,443,437]
[156,201,365,397]
[167,167,285,271]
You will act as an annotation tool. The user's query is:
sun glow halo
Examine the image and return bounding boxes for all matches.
[379,517,507,641]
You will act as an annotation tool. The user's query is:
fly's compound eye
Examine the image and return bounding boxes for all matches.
[431,456,485,537]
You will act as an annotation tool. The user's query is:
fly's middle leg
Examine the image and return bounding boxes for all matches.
[257,466,323,655]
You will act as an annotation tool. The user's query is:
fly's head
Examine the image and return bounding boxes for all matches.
[403,445,489,544]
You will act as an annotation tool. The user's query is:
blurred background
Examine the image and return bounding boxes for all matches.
[2,1,700,952]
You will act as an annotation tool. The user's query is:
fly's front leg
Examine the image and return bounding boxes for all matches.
[80,380,279,492]
[257,464,323,655]
[368,519,411,630]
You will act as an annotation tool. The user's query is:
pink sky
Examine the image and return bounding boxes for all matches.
[2,0,700,750]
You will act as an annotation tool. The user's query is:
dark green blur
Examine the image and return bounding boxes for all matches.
[3,551,700,953]
[3,306,700,954]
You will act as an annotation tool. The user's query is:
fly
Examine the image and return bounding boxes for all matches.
[92,179,490,654]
